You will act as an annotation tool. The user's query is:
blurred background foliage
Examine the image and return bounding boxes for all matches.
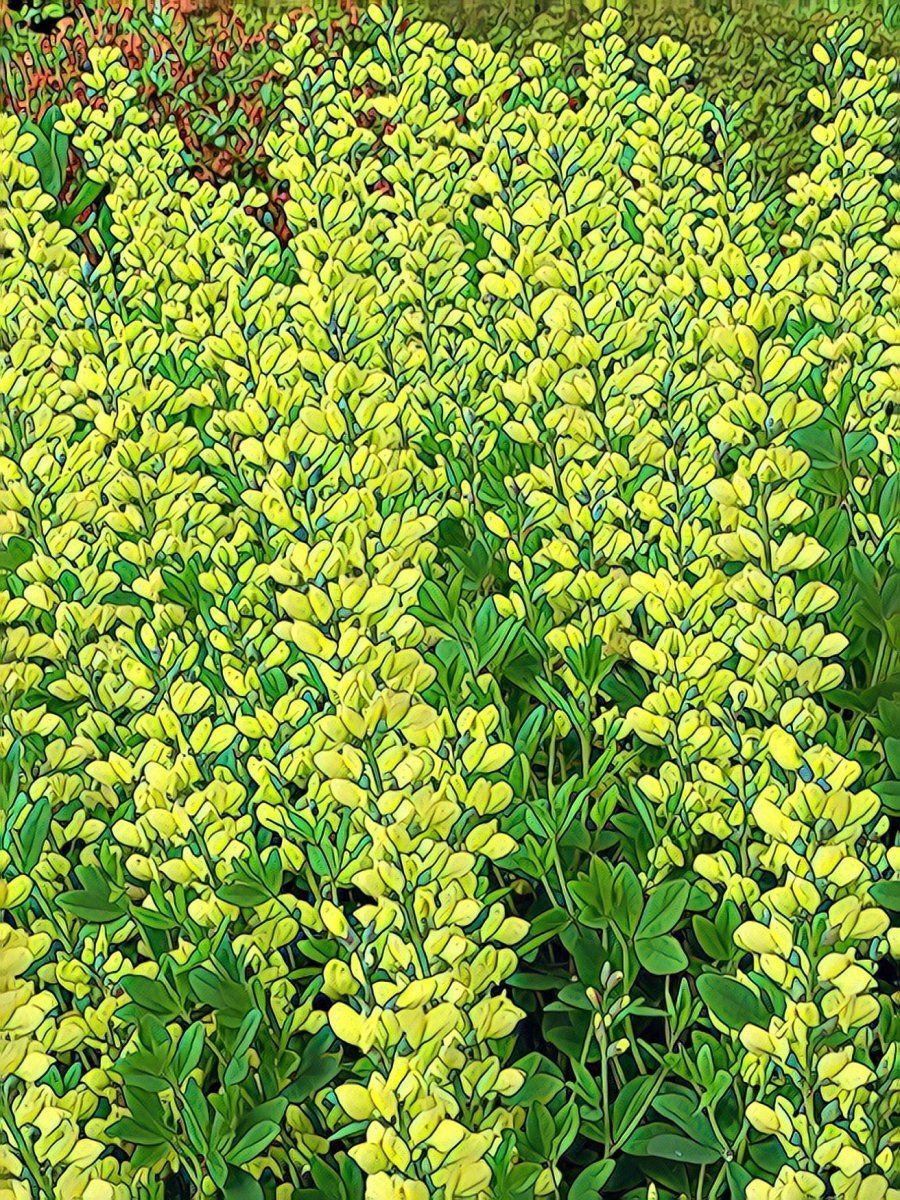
[2,0,898,229]
[5,0,900,207]
[255,0,900,204]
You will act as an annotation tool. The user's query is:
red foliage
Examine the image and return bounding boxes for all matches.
[1,0,379,241]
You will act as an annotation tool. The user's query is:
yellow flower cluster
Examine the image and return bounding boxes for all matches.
[0,4,897,1199]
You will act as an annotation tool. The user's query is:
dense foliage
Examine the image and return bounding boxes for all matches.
[0,4,898,1200]
[2,0,898,224]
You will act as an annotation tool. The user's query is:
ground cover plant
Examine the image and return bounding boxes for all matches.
[0,2,899,1200]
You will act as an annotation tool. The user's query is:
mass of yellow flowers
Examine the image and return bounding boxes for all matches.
[0,3,897,1200]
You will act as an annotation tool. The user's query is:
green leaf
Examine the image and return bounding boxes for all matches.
[879,475,900,528]
[642,1134,721,1165]
[870,880,900,912]
[748,1135,790,1175]
[188,966,249,1019]
[21,119,64,197]
[227,1120,281,1166]
[338,1152,364,1200]
[552,1099,580,1156]
[652,1091,719,1149]
[831,676,900,714]
[224,1051,251,1089]
[172,1022,205,1083]
[792,419,842,469]
[121,977,180,1017]
[873,779,900,815]
[623,1120,682,1156]
[525,1103,557,1159]
[310,1157,343,1197]
[610,863,643,938]
[0,536,34,573]
[261,849,284,894]
[57,889,127,924]
[105,1117,167,1147]
[635,934,688,975]
[637,879,690,939]
[234,1098,288,1143]
[845,430,878,464]
[507,1058,565,1106]
[218,880,269,908]
[182,1079,210,1151]
[97,200,116,252]
[622,197,641,243]
[612,1074,657,1143]
[514,705,548,757]
[224,1168,265,1200]
[18,796,51,874]
[231,1008,262,1058]
[697,974,769,1031]
[51,177,105,227]
[726,1162,755,1200]
[813,507,850,558]
[517,906,570,957]
[883,734,900,772]
[692,914,733,961]
[569,1159,615,1199]
[283,1028,341,1102]
[130,904,178,931]
[119,1063,169,1093]
[208,1151,229,1189]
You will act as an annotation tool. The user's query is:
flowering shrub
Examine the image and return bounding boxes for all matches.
[0,4,897,1200]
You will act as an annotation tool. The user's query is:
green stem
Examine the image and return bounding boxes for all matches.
[1,1082,54,1200]
[597,1025,611,1157]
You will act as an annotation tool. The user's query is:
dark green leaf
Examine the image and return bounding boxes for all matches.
[283,1028,341,1102]
[692,915,733,961]
[224,1168,265,1200]
[106,1117,167,1147]
[121,977,180,1017]
[218,881,269,908]
[228,1120,281,1166]
[637,879,690,939]
[635,934,688,975]
[727,1162,755,1200]
[19,797,51,873]
[612,1075,657,1143]
[697,974,769,1031]
[173,1023,205,1083]
[57,889,127,924]
[870,880,900,911]
[569,1159,615,1199]
[234,1098,288,1143]
[642,1134,721,1165]
[0,536,34,573]
[652,1092,719,1149]
[610,863,643,938]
